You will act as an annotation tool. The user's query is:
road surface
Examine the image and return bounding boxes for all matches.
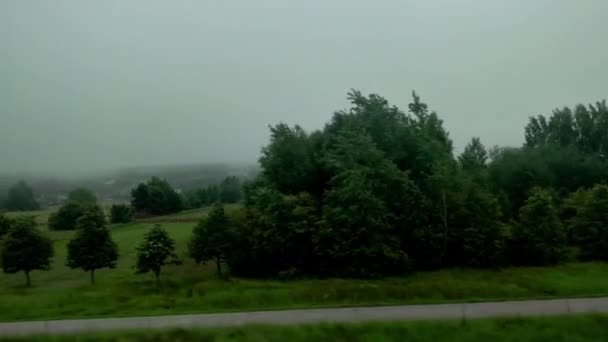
[1,297,608,336]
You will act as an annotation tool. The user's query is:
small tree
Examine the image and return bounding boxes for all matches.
[68,188,98,205]
[189,203,231,276]
[110,204,133,224]
[1,217,53,287]
[67,209,119,284]
[135,225,178,283]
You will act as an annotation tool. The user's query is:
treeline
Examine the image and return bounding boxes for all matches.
[2,90,608,285]
[208,91,608,277]
[129,176,242,216]
[181,176,242,209]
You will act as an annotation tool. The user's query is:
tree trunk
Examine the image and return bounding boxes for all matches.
[25,270,30,288]
[154,270,160,286]
[90,269,95,285]
[216,256,222,277]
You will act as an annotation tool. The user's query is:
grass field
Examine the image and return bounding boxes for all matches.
[7,315,608,341]
[1,208,608,323]
[4,208,58,229]
[136,204,239,223]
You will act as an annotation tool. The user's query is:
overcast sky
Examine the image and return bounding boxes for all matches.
[1,1,607,175]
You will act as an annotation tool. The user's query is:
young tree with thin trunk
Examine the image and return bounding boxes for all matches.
[135,225,179,284]
[1,217,53,287]
[189,203,231,276]
[67,209,119,285]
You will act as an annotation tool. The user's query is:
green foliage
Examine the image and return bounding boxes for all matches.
[510,188,567,265]
[259,124,320,195]
[525,100,608,153]
[131,178,182,216]
[238,91,458,276]
[48,202,105,231]
[182,177,244,209]
[568,184,608,261]
[488,145,607,217]
[67,187,97,205]
[188,203,231,276]
[459,186,509,267]
[0,213,13,238]
[110,204,133,224]
[316,133,422,276]
[67,208,119,284]
[219,176,242,204]
[459,137,488,173]
[229,189,318,277]
[4,181,39,211]
[0,217,53,287]
[135,225,179,282]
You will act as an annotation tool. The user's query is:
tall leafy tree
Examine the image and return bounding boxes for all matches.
[189,203,231,276]
[459,137,488,172]
[510,188,566,265]
[259,124,319,195]
[4,181,39,211]
[67,208,119,284]
[1,217,53,287]
[135,225,179,283]
[316,133,421,276]
[459,185,509,267]
[568,184,608,261]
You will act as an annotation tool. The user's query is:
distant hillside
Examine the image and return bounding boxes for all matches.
[0,163,259,207]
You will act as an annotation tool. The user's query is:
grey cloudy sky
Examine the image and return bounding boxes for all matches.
[1,0,607,174]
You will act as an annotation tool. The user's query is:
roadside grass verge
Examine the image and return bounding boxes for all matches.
[7,314,608,342]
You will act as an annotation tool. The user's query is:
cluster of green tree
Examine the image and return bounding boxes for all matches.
[1,208,178,287]
[185,92,608,278]
[2,92,607,284]
[1,181,40,211]
[48,188,133,229]
[131,177,182,216]
[181,176,243,209]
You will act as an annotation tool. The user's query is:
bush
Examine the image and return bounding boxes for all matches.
[110,204,133,224]
[49,203,105,231]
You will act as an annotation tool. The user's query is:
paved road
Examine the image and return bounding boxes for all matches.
[1,297,608,336]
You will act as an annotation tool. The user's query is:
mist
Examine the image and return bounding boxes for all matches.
[2,0,607,175]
